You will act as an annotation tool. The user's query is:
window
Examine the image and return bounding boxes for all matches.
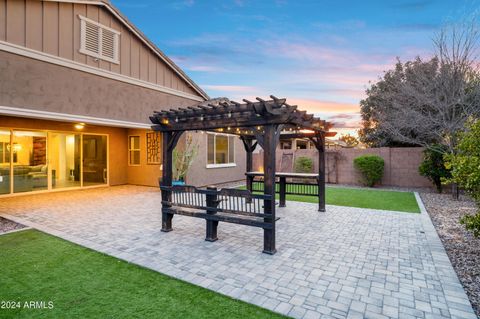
[207,134,235,168]
[79,15,120,64]
[129,136,140,166]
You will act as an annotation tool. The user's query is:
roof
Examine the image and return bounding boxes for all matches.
[44,0,209,100]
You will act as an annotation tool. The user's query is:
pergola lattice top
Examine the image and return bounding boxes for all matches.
[150,95,332,135]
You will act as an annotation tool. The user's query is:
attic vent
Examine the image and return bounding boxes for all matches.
[79,15,120,64]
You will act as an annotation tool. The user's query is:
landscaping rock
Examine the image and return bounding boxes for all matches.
[0,217,25,234]
[420,192,480,318]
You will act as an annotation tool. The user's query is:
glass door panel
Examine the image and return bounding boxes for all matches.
[12,130,48,193]
[0,130,11,194]
[82,135,107,186]
[48,133,81,189]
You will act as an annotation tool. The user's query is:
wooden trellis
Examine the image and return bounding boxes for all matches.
[150,95,333,254]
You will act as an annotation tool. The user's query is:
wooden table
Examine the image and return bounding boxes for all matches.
[245,171,322,210]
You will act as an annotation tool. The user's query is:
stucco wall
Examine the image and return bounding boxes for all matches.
[126,128,162,187]
[186,132,247,187]
[252,147,432,188]
[0,115,128,185]
[0,51,200,124]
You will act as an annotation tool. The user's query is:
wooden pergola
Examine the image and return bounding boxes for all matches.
[150,95,333,254]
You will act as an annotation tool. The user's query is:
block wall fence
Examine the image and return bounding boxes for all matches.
[252,147,432,188]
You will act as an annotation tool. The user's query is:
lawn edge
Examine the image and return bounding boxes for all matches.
[0,226,32,236]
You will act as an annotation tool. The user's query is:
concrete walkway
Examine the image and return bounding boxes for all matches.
[0,186,476,319]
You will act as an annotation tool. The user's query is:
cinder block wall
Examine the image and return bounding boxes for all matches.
[253,147,432,188]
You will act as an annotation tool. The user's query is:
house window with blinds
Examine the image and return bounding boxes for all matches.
[79,15,120,64]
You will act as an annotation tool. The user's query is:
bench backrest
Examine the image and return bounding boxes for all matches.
[160,185,272,217]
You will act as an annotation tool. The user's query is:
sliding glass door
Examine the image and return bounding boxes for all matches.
[0,129,108,196]
[12,130,48,193]
[48,132,81,189]
[0,130,11,195]
[82,134,107,186]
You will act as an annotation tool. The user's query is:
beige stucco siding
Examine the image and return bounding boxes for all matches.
[126,128,162,187]
[0,51,199,124]
[186,133,247,187]
[0,0,199,97]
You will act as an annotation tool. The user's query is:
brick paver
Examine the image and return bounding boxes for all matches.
[0,186,476,319]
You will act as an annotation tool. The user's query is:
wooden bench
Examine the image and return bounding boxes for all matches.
[159,185,278,246]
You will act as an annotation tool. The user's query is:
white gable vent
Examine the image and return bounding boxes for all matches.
[79,15,120,64]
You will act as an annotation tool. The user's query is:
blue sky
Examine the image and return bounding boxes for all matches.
[113,0,476,135]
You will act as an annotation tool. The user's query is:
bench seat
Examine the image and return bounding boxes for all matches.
[164,205,278,229]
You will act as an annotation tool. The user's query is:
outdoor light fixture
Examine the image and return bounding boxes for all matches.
[74,123,85,130]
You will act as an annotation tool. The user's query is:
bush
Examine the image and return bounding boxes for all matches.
[444,119,480,237]
[353,155,384,187]
[418,144,451,193]
[460,214,480,237]
[294,157,313,173]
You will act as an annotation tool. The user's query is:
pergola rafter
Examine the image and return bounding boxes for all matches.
[151,95,334,254]
[150,95,331,133]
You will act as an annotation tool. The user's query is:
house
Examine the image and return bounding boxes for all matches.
[0,0,246,196]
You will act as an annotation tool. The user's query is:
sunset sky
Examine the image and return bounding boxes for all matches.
[114,0,473,136]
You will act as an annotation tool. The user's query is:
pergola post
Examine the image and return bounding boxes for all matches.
[161,131,183,232]
[317,133,326,212]
[263,124,277,254]
[241,137,257,192]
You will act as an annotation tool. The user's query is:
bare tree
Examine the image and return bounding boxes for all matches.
[359,14,480,153]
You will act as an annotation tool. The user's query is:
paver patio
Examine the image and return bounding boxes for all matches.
[0,185,476,319]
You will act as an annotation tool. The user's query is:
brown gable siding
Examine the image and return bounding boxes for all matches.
[58,2,73,59]
[0,0,201,98]
[6,0,24,46]
[0,0,5,40]
[26,0,43,51]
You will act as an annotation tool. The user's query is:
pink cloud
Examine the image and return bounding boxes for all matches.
[287,98,360,114]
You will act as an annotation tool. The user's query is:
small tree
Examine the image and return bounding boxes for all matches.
[173,134,198,182]
[294,157,313,173]
[418,144,451,193]
[339,134,359,148]
[353,155,384,187]
[444,119,480,237]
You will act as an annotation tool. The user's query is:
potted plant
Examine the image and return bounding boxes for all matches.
[172,134,198,185]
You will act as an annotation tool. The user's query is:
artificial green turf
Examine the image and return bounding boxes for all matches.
[246,183,420,213]
[0,229,285,319]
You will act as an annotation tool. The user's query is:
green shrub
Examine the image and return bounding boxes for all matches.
[444,119,480,237]
[294,156,313,173]
[418,144,451,193]
[460,214,480,237]
[353,155,384,187]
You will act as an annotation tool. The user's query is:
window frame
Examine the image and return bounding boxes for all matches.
[79,15,120,64]
[128,135,141,166]
[206,133,236,168]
